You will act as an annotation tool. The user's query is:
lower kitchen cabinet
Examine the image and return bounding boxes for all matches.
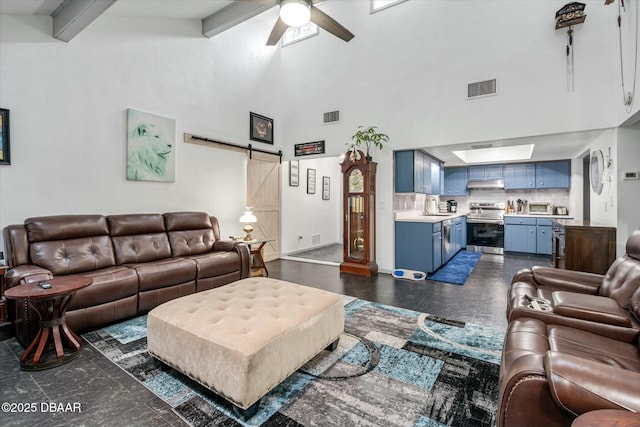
[395,221,442,273]
[505,217,554,255]
[536,218,553,255]
[504,217,537,254]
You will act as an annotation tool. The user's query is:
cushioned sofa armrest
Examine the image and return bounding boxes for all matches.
[212,240,251,279]
[212,240,242,251]
[545,351,640,414]
[531,266,603,294]
[5,265,53,288]
[551,292,632,327]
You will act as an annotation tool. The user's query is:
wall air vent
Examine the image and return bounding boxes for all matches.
[323,110,340,124]
[468,79,497,99]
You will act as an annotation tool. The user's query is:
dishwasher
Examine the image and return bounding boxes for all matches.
[442,219,453,263]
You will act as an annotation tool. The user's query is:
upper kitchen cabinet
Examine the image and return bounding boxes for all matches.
[443,167,469,196]
[504,163,536,190]
[535,160,570,189]
[394,150,441,194]
[468,164,503,181]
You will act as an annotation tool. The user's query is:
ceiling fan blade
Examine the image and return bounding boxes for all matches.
[310,6,354,42]
[267,17,289,46]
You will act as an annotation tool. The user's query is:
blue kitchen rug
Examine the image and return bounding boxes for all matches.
[83,298,503,427]
[428,251,483,285]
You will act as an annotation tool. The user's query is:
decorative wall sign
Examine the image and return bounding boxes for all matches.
[127,109,175,182]
[307,168,316,194]
[555,2,587,92]
[289,160,299,186]
[295,141,325,156]
[0,108,10,165]
[250,112,274,144]
[322,176,330,200]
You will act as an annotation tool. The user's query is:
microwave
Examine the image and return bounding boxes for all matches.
[529,202,553,215]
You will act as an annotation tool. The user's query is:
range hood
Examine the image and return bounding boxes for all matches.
[467,179,505,189]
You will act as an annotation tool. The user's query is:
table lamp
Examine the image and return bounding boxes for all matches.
[239,207,257,241]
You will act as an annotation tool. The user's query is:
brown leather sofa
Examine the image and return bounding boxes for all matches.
[497,229,640,427]
[505,229,640,341]
[3,212,250,347]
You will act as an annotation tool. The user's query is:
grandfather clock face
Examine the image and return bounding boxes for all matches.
[348,169,364,193]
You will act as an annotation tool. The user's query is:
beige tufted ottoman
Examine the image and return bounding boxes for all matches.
[146,277,344,419]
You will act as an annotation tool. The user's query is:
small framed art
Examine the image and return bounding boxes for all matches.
[289,160,299,186]
[250,112,274,144]
[0,108,10,165]
[322,176,330,200]
[307,169,316,194]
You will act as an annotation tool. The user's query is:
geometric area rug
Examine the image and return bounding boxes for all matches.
[83,297,505,427]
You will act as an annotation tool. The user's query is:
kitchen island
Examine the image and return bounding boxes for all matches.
[551,219,616,274]
[394,211,467,274]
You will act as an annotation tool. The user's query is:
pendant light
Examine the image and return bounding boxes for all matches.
[280,0,311,28]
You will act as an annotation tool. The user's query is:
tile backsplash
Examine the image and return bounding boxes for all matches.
[393,189,570,213]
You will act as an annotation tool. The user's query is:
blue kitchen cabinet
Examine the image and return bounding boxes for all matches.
[395,221,442,273]
[504,217,537,253]
[504,163,536,190]
[395,150,441,194]
[536,218,553,255]
[536,160,570,189]
[469,164,503,181]
[430,160,441,196]
[443,167,469,196]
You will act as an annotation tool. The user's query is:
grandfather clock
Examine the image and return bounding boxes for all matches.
[340,150,378,276]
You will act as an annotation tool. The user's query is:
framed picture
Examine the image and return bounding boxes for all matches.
[289,160,299,187]
[322,176,330,200]
[307,168,316,194]
[250,112,274,144]
[127,108,176,182]
[0,108,10,165]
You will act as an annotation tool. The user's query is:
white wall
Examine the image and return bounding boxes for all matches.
[616,125,640,254]
[0,12,282,251]
[587,129,618,227]
[281,156,342,254]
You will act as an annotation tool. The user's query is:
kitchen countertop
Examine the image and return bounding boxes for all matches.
[394,211,467,223]
[504,214,573,219]
[550,218,615,229]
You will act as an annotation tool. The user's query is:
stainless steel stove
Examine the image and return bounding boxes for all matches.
[466,202,505,254]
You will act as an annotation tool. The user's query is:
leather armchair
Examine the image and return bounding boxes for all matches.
[506,229,640,339]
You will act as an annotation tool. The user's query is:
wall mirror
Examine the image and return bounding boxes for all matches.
[590,149,604,194]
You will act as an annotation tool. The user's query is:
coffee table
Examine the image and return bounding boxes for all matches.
[5,276,93,370]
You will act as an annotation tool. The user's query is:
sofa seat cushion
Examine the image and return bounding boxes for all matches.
[186,251,242,279]
[68,267,139,310]
[129,258,196,291]
[548,326,640,372]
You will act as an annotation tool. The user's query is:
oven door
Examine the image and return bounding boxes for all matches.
[466,220,504,254]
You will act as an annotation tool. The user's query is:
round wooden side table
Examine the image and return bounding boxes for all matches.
[5,276,92,370]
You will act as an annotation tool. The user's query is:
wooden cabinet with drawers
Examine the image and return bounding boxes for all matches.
[552,220,616,275]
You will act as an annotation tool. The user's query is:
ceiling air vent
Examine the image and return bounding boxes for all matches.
[468,79,497,99]
[323,110,340,124]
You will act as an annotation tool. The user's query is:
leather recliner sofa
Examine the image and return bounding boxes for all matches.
[497,229,640,427]
[3,211,251,347]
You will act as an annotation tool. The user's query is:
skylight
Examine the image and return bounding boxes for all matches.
[282,22,318,47]
[452,144,535,164]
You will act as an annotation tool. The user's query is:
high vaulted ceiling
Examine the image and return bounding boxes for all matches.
[0,0,273,40]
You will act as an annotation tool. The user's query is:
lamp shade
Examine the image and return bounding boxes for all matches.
[280,0,311,27]
[240,208,257,224]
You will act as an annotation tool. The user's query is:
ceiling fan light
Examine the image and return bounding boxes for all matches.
[280,0,311,27]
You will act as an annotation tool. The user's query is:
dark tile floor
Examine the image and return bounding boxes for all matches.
[0,253,550,426]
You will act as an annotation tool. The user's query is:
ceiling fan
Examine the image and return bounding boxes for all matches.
[240,0,355,46]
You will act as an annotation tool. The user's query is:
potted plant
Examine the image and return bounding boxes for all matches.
[347,126,390,161]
